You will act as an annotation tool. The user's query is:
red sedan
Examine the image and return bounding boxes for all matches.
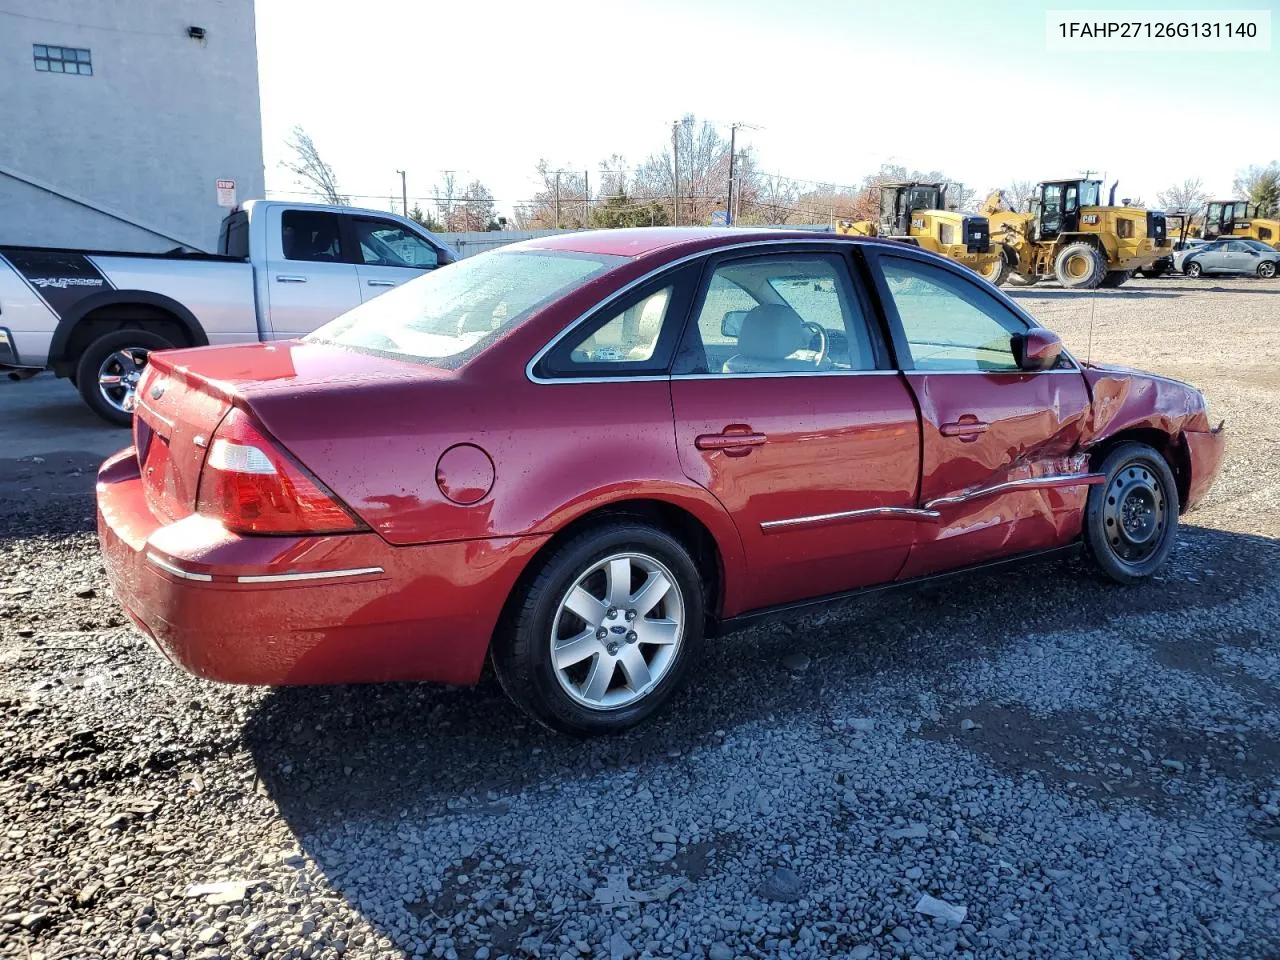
[97,229,1225,734]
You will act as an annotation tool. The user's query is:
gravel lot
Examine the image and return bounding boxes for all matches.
[2,275,1278,960]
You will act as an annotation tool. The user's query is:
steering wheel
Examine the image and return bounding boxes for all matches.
[801,321,828,368]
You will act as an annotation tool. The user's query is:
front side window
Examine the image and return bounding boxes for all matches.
[34,45,92,75]
[880,256,1030,372]
[281,211,343,262]
[677,255,878,375]
[354,219,439,268]
[310,250,622,363]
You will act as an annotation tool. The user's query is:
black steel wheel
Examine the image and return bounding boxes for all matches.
[1084,442,1179,583]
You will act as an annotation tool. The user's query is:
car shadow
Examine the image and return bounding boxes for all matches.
[1006,290,1182,300]
[243,524,1280,835]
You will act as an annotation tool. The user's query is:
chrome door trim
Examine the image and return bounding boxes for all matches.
[235,566,384,584]
[923,473,1106,511]
[760,505,942,532]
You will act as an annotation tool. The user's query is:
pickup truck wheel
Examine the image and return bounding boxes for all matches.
[75,329,175,427]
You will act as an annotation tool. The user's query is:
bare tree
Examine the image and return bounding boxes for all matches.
[435,172,459,230]
[1002,180,1036,213]
[1156,177,1209,213]
[281,125,346,205]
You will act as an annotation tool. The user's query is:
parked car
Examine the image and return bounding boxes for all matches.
[0,201,456,424]
[1175,237,1280,278]
[96,229,1225,735]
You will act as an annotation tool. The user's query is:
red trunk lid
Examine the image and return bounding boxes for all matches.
[131,359,232,522]
[129,342,444,524]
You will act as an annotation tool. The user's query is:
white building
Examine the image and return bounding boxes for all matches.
[0,0,264,253]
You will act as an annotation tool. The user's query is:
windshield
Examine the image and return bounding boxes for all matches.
[308,249,624,362]
[1080,181,1101,206]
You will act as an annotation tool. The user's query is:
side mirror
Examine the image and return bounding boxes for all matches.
[721,309,749,339]
[1013,327,1063,371]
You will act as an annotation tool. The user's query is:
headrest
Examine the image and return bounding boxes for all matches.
[737,303,807,360]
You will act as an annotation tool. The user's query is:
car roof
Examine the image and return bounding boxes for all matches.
[512,227,875,259]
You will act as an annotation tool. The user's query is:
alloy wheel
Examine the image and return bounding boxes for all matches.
[550,552,684,710]
[1260,261,1277,279]
[97,347,151,414]
[1101,461,1168,566]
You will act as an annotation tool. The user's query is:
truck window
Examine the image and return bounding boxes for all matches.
[281,210,344,262]
[218,211,249,258]
[352,218,439,268]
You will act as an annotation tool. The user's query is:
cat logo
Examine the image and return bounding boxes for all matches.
[1082,214,1100,225]
[910,218,925,230]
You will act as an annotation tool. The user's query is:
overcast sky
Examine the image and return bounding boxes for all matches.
[255,0,1279,217]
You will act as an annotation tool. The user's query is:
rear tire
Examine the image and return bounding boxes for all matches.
[1083,442,1179,584]
[1185,260,1203,278]
[1099,270,1131,288]
[1054,243,1108,289]
[75,329,176,427]
[1259,260,1277,279]
[491,521,705,736]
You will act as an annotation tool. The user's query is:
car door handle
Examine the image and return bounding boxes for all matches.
[695,429,768,453]
[940,418,989,440]
[366,279,396,287]
[275,275,308,283]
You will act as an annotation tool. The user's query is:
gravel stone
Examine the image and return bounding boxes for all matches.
[3,280,1280,959]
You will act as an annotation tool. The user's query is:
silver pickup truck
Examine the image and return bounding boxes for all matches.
[0,200,456,424]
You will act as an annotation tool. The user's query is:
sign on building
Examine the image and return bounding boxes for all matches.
[215,179,237,208]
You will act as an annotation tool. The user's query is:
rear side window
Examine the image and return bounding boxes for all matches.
[218,212,249,258]
[281,210,344,262]
[880,256,1028,372]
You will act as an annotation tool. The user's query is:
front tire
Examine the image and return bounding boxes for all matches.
[1259,260,1277,279]
[1054,243,1108,289]
[74,329,176,427]
[1084,443,1179,584]
[1099,270,1132,288]
[977,258,1011,286]
[1185,260,1203,278]
[491,522,705,735]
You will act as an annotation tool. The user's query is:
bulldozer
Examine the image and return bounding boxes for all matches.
[1201,200,1280,249]
[980,179,1166,288]
[836,182,1007,283]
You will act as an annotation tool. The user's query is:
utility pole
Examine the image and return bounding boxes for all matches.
[732,124,742,227]
[725,122,759,227]
[672,121,680,226]
[396,169,407,218]
[554,171,561,229]
[584,169,590,228]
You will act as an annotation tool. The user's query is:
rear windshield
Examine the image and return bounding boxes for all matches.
[308,249,624,362]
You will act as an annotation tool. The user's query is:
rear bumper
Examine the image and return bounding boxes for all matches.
[1184,425,1226,512]
[96,448,544,686]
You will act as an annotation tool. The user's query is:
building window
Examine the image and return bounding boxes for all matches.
[34,45,92,76]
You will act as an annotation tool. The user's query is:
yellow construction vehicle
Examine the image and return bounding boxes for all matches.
[1138,209,1200,278]
[1202,200,1280,250]
[836,182,1007,283]
[981,179,1166,288]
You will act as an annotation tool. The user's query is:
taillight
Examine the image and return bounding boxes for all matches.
[196,407,364,535]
